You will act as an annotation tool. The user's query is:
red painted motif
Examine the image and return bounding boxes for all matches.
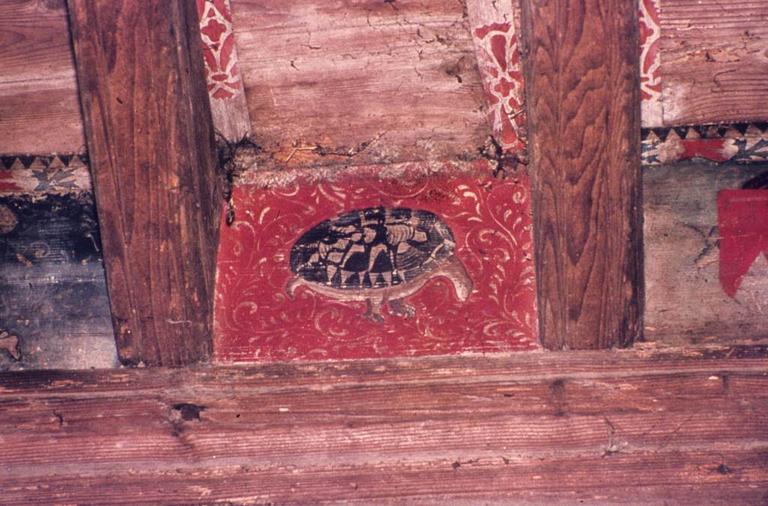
[214,163,538,362]
[638,0,661,99]
[638,0,662,126]
[471,20,526,152]
[679,138,731,163]
[718,190,768,297]
[0,170,22,193]
[196,0,243,100]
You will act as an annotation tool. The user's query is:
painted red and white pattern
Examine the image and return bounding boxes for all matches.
[466,0,526,153]
[196,0,242,100]
[639,0,662,127]
[215,161,538,362]
[196,0,251,140]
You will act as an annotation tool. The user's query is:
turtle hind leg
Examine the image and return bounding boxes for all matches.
[389,299,416,319]
[363,298,385,324]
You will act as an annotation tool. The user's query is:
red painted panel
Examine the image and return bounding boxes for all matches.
[215,162,538,362]
[718,190,768,298]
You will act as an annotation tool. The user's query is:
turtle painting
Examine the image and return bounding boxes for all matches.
[286,207,473,322]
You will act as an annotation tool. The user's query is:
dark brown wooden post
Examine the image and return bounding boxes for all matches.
[520,0,644,349]
[67,1,221,365]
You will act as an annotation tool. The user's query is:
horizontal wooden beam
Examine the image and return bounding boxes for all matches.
[521,0,644,349]
[1,346,767,503]
[67,0,221,366]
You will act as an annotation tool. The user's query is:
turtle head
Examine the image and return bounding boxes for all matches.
[285,276,303,299]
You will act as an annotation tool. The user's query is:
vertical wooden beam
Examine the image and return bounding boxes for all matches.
[67,1,221,365]
[520,0,643,349]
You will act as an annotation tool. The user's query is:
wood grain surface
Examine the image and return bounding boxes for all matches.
[231,0,491,170]
[1,346,766,504]
[0,0,85,153]
[67,1,221,366]
[521,0,643,349]
[660,0,768,126]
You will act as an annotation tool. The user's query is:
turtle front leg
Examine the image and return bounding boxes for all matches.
[389,298,416,319]
[363,298,385,323]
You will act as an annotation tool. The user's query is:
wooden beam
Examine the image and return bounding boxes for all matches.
[521,0,644,349]
[1,346,767,503]
[67,1,221,366]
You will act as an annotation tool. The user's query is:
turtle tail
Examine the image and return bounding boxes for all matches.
[285,276,304,299]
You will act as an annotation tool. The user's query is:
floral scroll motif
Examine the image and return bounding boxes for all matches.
[471,21,526,153]
[196,0,243,100]
[639,0,662,127]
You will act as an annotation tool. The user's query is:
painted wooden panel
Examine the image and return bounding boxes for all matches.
[659,0,768,126]
[0,193,116,370]
[214,161,537,362]
[231,0,493,170]
[644,162,768,346]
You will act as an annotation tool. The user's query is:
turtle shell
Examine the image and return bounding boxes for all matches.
[290,207,456,289]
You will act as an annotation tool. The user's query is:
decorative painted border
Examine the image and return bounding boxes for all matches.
[196,0,242,100]
[639,0,662,127]
[466,0,526,154]
[196,0,251,140]
[641,123,768,165]
[5,121,764,197]
[0,155,91,196]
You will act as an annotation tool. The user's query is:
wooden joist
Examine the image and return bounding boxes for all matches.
[67,1,221,366]
[1,346,767,503]
[521,0,643,349]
